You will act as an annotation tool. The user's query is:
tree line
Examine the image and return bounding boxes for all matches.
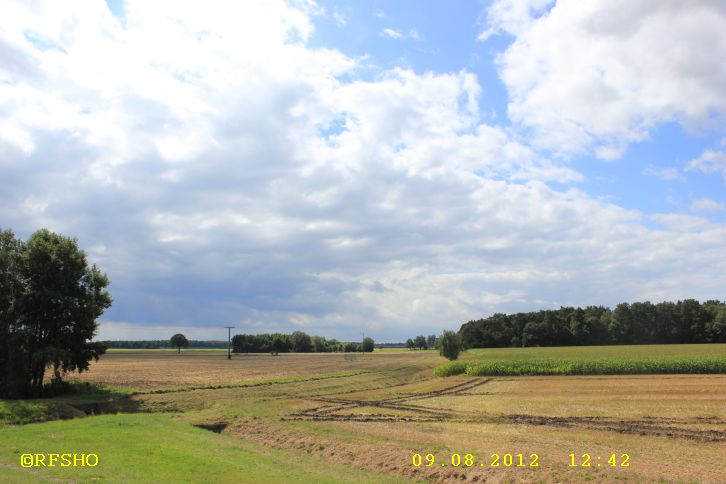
[1,229,112,399]
[232,331,375,354]
[459,299,726,349]
[405,334,439,350]
[100,339,228,349]
[402,332,461,360]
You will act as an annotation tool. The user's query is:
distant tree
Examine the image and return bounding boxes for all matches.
[708,308,726,342]
[361,337,375,352]
[521,322,546,347]
[291,331,312,352]
[311,335,327,352]
[405,338,415,350]
[170,334,189,354]
[1,228,112,399]
[439,330,461,360]
[344,342,358,352]
[426,334,437,349]
[414,335,427,350]
[232,334,256,353]
[270,333,290,355]
[609,303,633,344]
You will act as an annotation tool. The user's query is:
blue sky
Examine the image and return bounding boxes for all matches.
[2,1,725,341]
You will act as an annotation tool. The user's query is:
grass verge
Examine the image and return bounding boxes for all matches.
[0,413,405,483]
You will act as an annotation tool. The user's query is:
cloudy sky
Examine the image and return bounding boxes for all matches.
[1,0,725,342]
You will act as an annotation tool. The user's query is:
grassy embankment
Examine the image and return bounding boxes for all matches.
[0,413,405,483]
[435,343,726,376]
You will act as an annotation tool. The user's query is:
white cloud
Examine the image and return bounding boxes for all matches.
[691,198,726,212]
[408,29,422,41]
[332,9,347,27]
[484,0,726,158]
[381,28,404,39]
[380,28,421,41]
[478,0,554,40]
[651,213,709,232]
[643,166,685,182]
[1,1,725,340]
[686,149,726,180]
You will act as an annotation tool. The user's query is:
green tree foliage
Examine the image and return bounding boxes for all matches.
[270,333,290,355]
[231,332,359,354]
[290,331,312,352]
[426,334,437,349]
[361,337,374,352]
[0,228,112,399]
[230,334,256,353]
[405,338,415,350]
[708,308,726,342]
[170,334,189,354]
[458,300,726,349]
[439,330,461,360]
[311,335,327,352]
[325,338,340,352]
[414,335,427,350]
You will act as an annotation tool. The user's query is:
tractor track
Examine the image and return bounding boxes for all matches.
[288,378,491,421]
[288,377,725,443]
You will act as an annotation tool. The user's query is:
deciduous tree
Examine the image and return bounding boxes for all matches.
[0,228,112,398]
[170,333,189,354]
[361,337,374,352]
[439,330,461,360]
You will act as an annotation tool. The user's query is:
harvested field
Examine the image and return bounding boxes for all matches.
[66,349,433,390]
[5,345,726,482]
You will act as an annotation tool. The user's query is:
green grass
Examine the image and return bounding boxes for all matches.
[0,384,135,426]
[435,344,726,376]
[0,413,406,483]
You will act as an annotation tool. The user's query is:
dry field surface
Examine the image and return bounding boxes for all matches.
[67,350,431,390]
[50,349,726,482]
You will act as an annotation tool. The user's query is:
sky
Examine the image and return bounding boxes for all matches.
[1,0,725,342]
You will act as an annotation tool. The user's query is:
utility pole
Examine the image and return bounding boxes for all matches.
[224,326,235,360]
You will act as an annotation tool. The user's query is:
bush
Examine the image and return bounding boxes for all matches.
[434,361,468,377]
[439,330,462,360]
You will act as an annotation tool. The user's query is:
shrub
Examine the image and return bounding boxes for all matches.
[439,330,462,360]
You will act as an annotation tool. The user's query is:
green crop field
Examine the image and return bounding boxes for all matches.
[435,344,726,376]
[1,345,725,483]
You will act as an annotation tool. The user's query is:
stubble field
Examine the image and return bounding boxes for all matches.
[1,344,725,483]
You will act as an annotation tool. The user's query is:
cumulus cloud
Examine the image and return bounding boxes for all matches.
[477,0,554,41]
[643,166,685,182]
[483,0,726,158]
[686,150,726,180]
[691,198,726,213]
[381,28,403,39]
[380,28,421,40]
[1,1,725,340]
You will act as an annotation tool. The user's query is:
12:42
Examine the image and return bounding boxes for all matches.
[569,453,630,467]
